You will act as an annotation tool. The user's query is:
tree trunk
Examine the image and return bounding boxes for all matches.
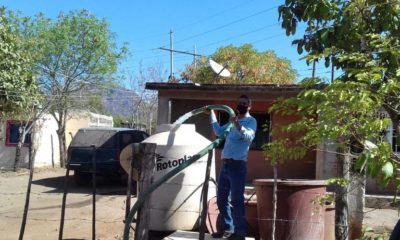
[14,141,23,171]
[271,165,278,240]
[13,126,25,171]
[335,146,350,240]
[54,110,68,168]
[57,126,67,168]
[348,167,365,239]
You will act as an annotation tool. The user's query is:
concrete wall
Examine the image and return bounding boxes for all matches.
[65,113,91,147]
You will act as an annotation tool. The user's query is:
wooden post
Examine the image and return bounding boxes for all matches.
[134,143,157,240]
[18,135,35,240]
[91,145,96,240]
[199,150,213,240]
[126,144,139,220]
[59,165,70,240]
[51,134,55,168]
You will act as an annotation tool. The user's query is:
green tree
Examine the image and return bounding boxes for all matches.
[113,115,129,128]
[181,44,297,84]
[268,1,400,239]
[0,8,38,116]
[0,8,44,171]
[31,10,127,167]
[86,94,106,114]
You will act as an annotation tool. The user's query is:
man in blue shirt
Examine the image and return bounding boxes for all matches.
[204,95,257,240]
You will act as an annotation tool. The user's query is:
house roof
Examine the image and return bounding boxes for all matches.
[78,127,144,132]
[145,82,304,92]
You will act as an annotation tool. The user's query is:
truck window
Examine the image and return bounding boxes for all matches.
[120,133,133,149]
[70,130,117,148]
[120,131,146,150]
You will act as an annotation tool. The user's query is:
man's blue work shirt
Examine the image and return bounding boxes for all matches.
[210,112,257,161]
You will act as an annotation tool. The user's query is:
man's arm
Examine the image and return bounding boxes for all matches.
[203,106,231,137]
[210,110,229,137]
[237,117,257,143]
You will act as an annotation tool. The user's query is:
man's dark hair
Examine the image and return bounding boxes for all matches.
[239,95,252,105]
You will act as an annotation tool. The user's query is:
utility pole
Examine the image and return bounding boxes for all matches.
[194,45,197,69]
[160,33,203,81]
[159,46,203,82]
[160,47,203,57]
[170,30,174,80]
[148,111,152,135]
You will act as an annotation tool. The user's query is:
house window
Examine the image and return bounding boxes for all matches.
[392,129,399,152]
[379,111,400,153]
[216,111,271,150]
[5,121,31,147]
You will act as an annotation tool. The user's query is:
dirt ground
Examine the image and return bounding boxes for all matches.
[0,168,399,240]
[0,167,132,240]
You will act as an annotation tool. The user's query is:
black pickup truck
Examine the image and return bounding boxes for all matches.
[67,128,149,185]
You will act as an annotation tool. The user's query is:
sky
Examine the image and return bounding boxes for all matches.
[1,0,332,85]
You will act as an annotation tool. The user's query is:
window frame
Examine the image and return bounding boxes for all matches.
[5,120,32,147]
[390,124,400,153]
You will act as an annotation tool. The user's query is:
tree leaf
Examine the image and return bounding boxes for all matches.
[381,162,394,178]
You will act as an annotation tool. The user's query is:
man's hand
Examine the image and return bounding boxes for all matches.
[203,106,211,115]
[230,114,241,130]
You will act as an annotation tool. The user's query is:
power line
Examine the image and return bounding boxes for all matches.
[172,5,278,46]
[131,0,400,64]
[129,31,170,42]
[159,47,204,57]
[127,24,281,62]
[128,25,297,66]
[197,22,280,50]
[126,52,169,61]
[130,47,159,55]
[153,31,300,70]
[129,2,259,42]
[127,1,259,50]
[250,32,286,45]
[174,0,257,31]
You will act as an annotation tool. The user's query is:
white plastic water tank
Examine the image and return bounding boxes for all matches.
[121,124,216,231]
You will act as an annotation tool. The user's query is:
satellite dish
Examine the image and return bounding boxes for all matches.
[209,59,231,77]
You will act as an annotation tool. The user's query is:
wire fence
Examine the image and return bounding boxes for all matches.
[0,214,123,224]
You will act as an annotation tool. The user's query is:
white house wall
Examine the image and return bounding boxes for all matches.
[33,114,60,168]
[0,114,60,169]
